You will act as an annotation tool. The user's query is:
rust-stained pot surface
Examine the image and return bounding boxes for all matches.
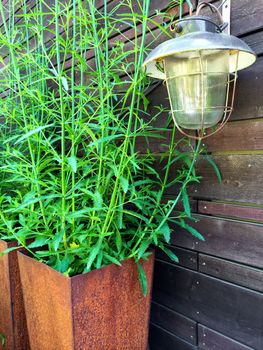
[18,251,155,350]
[0,240,30,350]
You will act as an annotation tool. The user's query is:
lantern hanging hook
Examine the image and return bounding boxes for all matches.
[195,1,228,32]
[196,2,223,19]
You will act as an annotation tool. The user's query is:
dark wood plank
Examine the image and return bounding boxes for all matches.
[198,325,254,350]
[151,302,197,344]
[198,201,263,223]
[203,120,263,152]
[243,30,263,56]
[137,119,263,153]
[155,246,198,270]
[189,155,263,204]
[231,57,263,120]
[228,0,263,37]
[149,324,197,350]
[152,261,263,349]
[170,215,263,268]
[199,254,263,293]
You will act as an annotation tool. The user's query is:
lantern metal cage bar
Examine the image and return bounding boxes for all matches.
[164,51,239,140]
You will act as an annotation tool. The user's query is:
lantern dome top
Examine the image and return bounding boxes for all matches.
[142,18,256,80]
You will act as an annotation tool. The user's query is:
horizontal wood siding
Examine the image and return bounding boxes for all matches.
[171,215,263,268]
[199,254,263,293]
[149,324,197,350]
[189,155,263,204]
[145,0,263,349]
[153,261,263,349]
[150,302,197,344]
[198,325,254,350]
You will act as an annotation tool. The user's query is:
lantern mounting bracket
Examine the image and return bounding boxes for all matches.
[222,0,231,34]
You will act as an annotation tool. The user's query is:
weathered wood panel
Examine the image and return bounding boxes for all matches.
[149,324,197,350]
[199,254,263,293]
[151,302,197,344]
[198,325,254,350]
[198,201,263,222]
[155,246,198,270]
[243,31,263,56]
[137,119,263,153]
[228,0,263,36]
[231,57,263,120]
[203,120,263,152]
[153,261,263,349]
[171,215,263,268]
[189,155,263,204]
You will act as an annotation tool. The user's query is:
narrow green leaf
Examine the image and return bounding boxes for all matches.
[14,124,54,145]
[93,191,103,209]
[104,253,122,266]
[138,240,151,259]
[182,187,191,216]
[61,76,69,91]
[53,230,65,251]
[88,134,124,148]
[66,208,100,221]
[137,262,148,297]
[5,195,60,212]
[159,222,171,243]
[184,223,205,241]
[28,237,47,248]
[96,251,103,269]
[67,156,77,173]
[0,246,21,257]
[204,155,222,183]
[120,176,129,193]
[86,239,102,271]
[161,246,179,263]
[122,210,150,224]
[116,230,122,252]
[58,255,73,273]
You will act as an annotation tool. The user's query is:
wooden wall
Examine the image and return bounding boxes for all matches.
[146,1,263,349]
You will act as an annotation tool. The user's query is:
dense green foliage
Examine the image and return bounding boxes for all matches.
[0,0,203,293]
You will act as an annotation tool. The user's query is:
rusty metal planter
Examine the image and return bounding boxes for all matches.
[0,239,30,350]
[18,251,154,350]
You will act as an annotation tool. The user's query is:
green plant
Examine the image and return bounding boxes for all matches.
[0,0,203,294]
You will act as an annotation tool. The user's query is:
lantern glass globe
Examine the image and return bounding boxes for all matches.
[164,49,230,129]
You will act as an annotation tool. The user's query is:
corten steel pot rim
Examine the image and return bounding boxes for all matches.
[17,249,155,281]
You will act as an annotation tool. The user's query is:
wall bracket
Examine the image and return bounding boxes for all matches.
[222,0,231,34]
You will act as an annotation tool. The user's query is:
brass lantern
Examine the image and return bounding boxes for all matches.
[142,2,256,139]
